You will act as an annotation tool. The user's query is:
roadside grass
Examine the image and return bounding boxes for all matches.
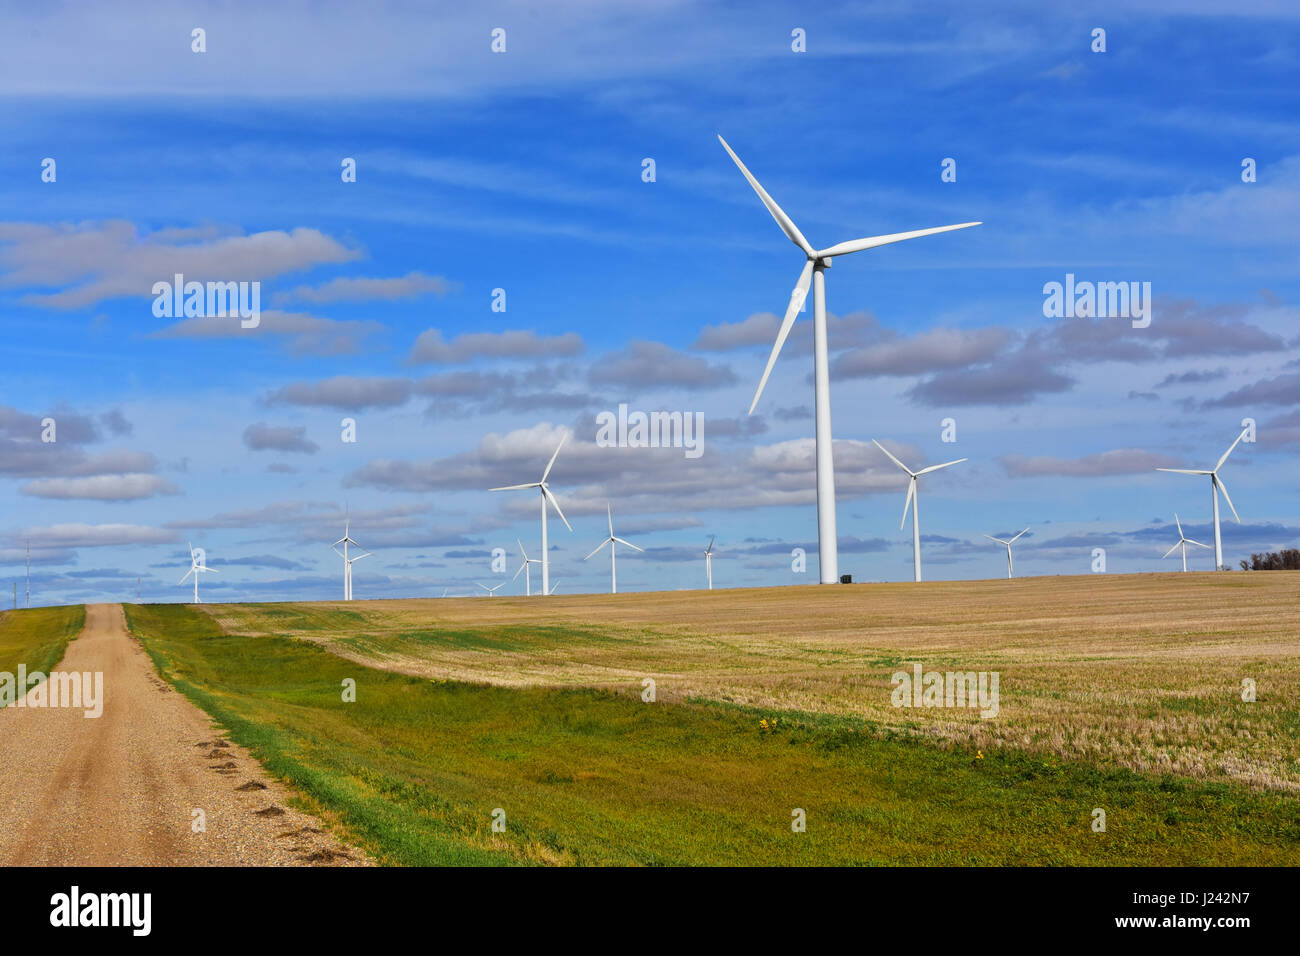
[0,606,86,695]
[126,602,1300,866]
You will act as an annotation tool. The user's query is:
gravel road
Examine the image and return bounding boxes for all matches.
[0,603,370,866]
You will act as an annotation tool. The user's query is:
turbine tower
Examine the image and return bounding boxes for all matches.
[704,535,715,590]
[584,503,642,594]
[720,135,980,585]
[178,543,218,604]
[25,540,30,608]
[873,440,966,582]
[983,528,1029,579]
[1163,513,1210,572]
[513,538,542,596]
[332,518,370,601]
[490,435,571,595]
[1156,428,1248,570]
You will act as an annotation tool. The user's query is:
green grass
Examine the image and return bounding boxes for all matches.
[125,603,1300,866]
[0,605,86,694]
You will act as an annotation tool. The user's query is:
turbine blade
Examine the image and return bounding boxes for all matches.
[748,260,814,414]
[613,537,643,552]
[1185,538,1211,549]
[717,135,815,256]
[872,438,914,476]
[490,482,540,492]
[816,221,981,258]
[179,569,193,584]
[1162,542,1181,559]
[1215,428,1248,472]
[900,479,916,530]
[584,539,610,561]
[1174,513,1183,538]
[706,535,715,554]
[517,538,529,560]
[349,553,367,564]
[542,484,572,531]
[542,434,567,482]
[607,502,613,538]
[1215,475,1240,522]
[513,562,526,581]
[1009,528,1029,543]
[916,457,967,476]
[982,534,1002,543]
[1156,468,1212,476]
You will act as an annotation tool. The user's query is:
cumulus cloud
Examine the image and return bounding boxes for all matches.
[277,271,456,305]
[1202,372,1300,408]
[242,422,320,454]
[19,473,179,501]
[408,328,583,364]
[0,222,359,308]
[264,375,414,410]
[588,341,736,390]
[150,309,384,357]
[832,326,1011,378]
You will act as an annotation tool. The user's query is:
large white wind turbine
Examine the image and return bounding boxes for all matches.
[873,440,966,582]
[720,135,980,585]
[332,518,370,601]
[178,542,218,604]
[703,535,715,590]
[513,538,542,596]
[1156,428,1248,570]
[491,435,571,595]
[584,503,642,594]
[1162,513,1211,572]
[983,528,1029,579]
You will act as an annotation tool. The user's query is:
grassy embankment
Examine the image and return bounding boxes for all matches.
[0,605,87,697]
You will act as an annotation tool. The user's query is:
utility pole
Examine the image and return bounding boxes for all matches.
[25,540,30,608]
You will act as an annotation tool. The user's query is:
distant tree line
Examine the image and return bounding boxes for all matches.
[1239,549,1300,571]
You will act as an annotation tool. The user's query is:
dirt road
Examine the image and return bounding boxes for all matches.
[0,604,368,866]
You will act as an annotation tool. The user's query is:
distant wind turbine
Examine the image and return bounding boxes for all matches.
[490,435,571,595]
[983,528,1029,579]
[548,580,561,594]
[178,543,218,604]
[873,440,967,582]
[514,538,542,596]
[1162,513,1211,572]
[476,582,505,597]
[1156,428,1248,570]
[332,517,370,601]
[584,503,642,594]
[704,535,715,590]
[720,134,980,585]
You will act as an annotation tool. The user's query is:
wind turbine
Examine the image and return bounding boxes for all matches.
[332,518,370,601]
[477,581,505,597]
[720,135,980,585]
[873,440,966,582]
[178,543,218,604]
[513,538,542,596]
[584,503,642,594]
[490,435,571,595]
[704,535,715,590]
[983,528,1029,579]
[1162,513,1211,572]
[1156,428,1248,570]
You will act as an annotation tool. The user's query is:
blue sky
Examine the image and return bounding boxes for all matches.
[1,0,1298,603]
